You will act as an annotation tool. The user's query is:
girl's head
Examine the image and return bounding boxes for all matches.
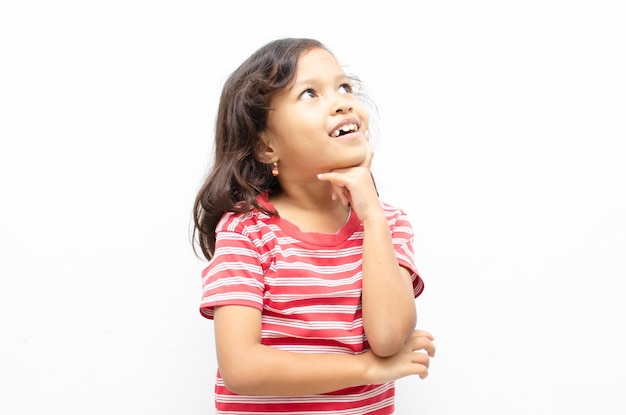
[215,38,328,187]
[193,38,372,259]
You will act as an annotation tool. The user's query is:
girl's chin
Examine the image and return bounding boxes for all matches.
[329,156,367,170]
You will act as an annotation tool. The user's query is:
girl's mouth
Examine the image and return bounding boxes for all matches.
[331,123,359,137]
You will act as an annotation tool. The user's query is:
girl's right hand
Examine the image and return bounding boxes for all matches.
[362,329,436,384]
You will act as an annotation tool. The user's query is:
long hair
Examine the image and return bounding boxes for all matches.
[192,38,326,260]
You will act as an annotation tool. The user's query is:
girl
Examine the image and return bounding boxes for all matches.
[193,37,435,414]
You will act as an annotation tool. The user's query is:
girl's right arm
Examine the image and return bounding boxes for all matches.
[213,305,435,396]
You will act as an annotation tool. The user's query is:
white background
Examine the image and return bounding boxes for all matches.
[1,1,625,414]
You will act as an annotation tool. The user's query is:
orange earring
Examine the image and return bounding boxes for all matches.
[271,162,279,177]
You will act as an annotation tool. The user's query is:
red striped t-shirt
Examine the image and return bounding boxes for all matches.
[199,193,424,414]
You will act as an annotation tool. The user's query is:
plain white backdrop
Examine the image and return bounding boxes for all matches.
[1,1,625,414]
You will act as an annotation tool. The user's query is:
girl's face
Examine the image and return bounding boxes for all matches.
[261,47,370,181]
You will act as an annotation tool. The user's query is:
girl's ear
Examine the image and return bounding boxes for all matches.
[257,131,277,164]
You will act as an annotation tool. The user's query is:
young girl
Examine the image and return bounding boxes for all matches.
[193,37,435,414]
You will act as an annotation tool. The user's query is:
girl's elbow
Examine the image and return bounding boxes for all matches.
[368,338,404,357]
[367,323,415,357]
[220,367,258,395]
[367,329,409,357]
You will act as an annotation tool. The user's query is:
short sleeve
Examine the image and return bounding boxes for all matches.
[389,209,424,298]
[199,229,265,319]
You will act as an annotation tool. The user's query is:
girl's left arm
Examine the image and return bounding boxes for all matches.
[317,146,417,357]
[359,212,417,357]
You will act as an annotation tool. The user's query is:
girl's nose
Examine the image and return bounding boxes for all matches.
[334,100,353,114]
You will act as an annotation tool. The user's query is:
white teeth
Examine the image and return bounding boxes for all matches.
[332,124,358,137]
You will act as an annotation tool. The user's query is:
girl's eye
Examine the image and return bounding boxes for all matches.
[338,83,352,94]
[299,89,317,100]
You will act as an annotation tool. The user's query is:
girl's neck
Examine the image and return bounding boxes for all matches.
[269,191,351,234]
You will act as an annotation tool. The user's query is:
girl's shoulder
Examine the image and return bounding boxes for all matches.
[213,192,278,243]
[215,205,273,236]
[379,200,412,222]
[379,199,406,214]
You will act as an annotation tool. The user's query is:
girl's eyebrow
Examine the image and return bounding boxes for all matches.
[292,73,349,90]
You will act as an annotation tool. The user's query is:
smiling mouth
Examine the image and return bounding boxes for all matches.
[331,123,359,137]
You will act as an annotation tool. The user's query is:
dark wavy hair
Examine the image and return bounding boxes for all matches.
[192,38,326,260]
[192,38,375,260]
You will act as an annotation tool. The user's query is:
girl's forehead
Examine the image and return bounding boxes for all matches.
[297,47,338,65]
[295,48,345,79]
